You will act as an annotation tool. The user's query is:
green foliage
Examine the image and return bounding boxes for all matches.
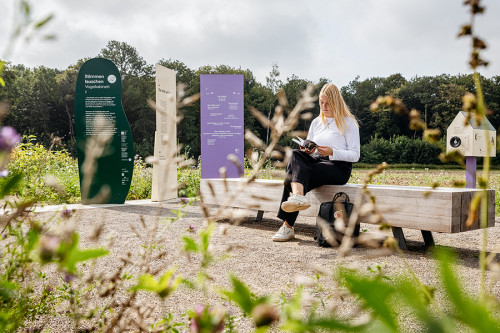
[0,61,5,87]
[279,286,364,333]
[187,304,226,333]
[8,136,80,203]
[127,155,152,200]
[360,135,443,165]
[0,209,107,332]
[50,233,109,274]
[0,172,22,198]
[3,45,500,160]
[436,249,500,332]
[177,167,200,198]
[222,275,270,316]
[183,223,215,269]
[131,267,182,299]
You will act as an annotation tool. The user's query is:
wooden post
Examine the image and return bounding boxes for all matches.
[466,156,477,189]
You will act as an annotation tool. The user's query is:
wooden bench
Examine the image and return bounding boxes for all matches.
[200,178,496,250]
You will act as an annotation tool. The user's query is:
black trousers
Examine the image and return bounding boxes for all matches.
[277,149,352,226]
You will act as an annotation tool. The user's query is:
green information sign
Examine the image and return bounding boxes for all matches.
[74,58,134,204]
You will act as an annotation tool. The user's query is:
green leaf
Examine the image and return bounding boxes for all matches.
[59,234,108,274]
[0,173,23,199]
[341,269,398,331]
[34,14,54,29]
[395,278,454,331]
[25,228,40,253]
[131,267,182,299]
[0,280,19,301]
[436,248,500,332]
[0,77,4,87]
[222,275,258,315]
[132,274,158,293]
[182,236,198,252]
[21,0,30,15]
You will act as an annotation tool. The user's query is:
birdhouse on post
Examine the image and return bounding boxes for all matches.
[446,111,497,188]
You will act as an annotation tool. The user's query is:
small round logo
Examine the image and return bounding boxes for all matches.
[107,75,117,84]
[450,136,461,148]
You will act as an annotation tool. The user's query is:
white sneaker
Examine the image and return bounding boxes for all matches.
[281,193,311,213]
[272,224,295,242]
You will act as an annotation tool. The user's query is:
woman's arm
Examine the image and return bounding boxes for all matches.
[330,118,360,162]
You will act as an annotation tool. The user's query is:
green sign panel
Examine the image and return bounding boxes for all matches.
[74,58,134,204]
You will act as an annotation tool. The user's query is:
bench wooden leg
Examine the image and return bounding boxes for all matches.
[421,230,435,247]
[256,210,264,222]
[391,227,407,250]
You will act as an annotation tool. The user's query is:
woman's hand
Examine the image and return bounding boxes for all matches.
[300,146,316,155]
[316,146,333,157]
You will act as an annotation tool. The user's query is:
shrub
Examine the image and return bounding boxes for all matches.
[360,135,442,165]
[8,136,80,204]
[127,155,153,200]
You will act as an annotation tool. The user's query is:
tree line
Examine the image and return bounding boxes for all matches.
[1,40,499,165]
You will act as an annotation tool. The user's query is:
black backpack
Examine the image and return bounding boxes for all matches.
[315,192,359,247]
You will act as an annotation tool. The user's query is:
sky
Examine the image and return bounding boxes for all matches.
[1,0,499,88]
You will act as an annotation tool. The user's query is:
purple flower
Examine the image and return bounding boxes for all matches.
[0,126,21,152]
[190,305,225,333]
[64,273,75,283]
[187,224,197,233]
[0,169,8,178]
[1,233,7,239]
[61,208,74,219]
[194,304,205,316]
[179,197,189,204]
[44,285,53,293]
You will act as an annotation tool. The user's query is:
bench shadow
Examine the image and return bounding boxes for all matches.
[227,216,488,270]
[388,239,487,270]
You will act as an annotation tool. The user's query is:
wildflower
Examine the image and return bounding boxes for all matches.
[61,208,74,219]
[179,197,189,204]
[189,304,225,333]
[0,126,21,152]
[1,233,7,239]
[64,273,76,283]
[44,285,53,293]
[0,169,8,177]
[187,224,197,233]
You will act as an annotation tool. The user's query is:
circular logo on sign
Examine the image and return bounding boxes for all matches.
[107,75,117,84]
[450,136,461,148]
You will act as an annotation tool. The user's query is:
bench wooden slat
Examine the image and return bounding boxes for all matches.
[200,178,495,234]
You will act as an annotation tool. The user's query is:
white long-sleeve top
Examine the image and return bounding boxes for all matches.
[306,116,360,162]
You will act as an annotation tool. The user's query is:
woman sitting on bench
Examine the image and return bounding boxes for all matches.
[272,83,360,242]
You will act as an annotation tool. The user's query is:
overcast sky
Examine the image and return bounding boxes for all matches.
[1,0,499,88]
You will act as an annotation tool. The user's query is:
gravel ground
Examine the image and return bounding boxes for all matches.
[30,199,500,332]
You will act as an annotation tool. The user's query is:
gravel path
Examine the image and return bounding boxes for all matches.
[33,199,500,332]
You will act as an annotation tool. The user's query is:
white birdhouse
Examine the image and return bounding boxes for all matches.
[446,111,496,157]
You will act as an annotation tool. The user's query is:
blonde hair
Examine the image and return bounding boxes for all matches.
[319,83,358,134]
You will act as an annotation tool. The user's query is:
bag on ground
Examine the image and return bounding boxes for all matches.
[315,192,359,247]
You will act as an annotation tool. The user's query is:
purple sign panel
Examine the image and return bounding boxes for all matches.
[201,74,244,179]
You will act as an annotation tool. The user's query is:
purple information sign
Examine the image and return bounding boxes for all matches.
[200,74,244,179]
